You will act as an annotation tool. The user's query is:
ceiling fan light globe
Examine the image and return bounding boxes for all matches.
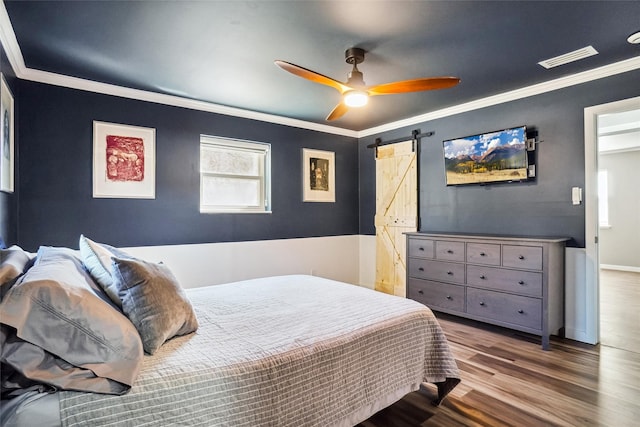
[344,90,369,107]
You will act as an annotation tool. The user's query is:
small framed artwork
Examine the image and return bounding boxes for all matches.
[303,148,335,202]
[93,121,156,198]
[0,74,15,193]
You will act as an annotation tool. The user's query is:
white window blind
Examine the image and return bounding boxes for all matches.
[200,136,271,213]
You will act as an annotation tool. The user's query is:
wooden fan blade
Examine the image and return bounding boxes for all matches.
[368,77,460,95]
[326,102,349,121]
[274,60,350,93]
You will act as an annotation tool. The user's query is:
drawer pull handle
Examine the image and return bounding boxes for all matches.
[446,295,452,300]
[480,275,486,280]
[479,302,485,306]
[518,255,525,260]
[419,247,424,251]
[518,309,524,314]
[418,290,424,295]
[418,267,424,271]
[446,249,454,254]
[447,271,453,275]
[518,280,525,285]
[480,252,486,256]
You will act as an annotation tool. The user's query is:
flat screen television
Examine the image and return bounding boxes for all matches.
[443,125,530,186]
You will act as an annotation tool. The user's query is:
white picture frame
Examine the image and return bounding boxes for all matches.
[302,148,335,202]
[0,74,15,193]
[93,121,156,198]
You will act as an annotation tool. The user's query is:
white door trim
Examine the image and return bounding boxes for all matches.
[583,95,640,345]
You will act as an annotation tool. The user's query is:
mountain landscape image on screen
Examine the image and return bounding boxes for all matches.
[443,126,528,185]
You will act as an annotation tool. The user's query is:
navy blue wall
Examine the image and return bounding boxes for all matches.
[0,44,18,247]
[359,69,640,248]
[17,81,358,251]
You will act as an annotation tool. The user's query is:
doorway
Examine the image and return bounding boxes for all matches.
[584,96,640,349]
[374,140,417,297]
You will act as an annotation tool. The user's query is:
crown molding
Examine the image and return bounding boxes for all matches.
[2,2,639,140]
[20,67,360,138]
[358,56,640,137]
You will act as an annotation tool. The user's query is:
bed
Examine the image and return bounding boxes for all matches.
[0,239,460,427]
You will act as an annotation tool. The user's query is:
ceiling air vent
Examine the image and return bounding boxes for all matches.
[538,46,598,69]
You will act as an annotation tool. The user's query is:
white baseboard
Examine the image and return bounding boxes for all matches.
[600,264,640,273]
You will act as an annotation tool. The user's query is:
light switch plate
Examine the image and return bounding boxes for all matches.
[572,187,582,205]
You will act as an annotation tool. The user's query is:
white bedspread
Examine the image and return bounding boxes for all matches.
[59,275,460,426]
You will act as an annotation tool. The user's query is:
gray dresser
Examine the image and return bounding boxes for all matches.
[406,232,569,350]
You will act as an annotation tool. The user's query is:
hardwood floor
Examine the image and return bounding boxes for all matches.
[600,269,640,354]
[357,313,640,426]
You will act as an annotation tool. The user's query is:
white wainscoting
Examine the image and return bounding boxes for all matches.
[123,235,377,289]
[123,237,600,344]
[564,247,594,343]
[358,234,376,289]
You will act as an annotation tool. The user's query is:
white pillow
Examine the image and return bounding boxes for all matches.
[79,235,131,308]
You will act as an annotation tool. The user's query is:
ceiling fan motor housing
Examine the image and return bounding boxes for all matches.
[345,47,365,65]
[345,47,366,87]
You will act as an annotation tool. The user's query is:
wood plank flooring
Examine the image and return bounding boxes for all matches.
[600,269,640,354]
[357,313,640,427]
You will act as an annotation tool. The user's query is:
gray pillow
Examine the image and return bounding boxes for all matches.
[0,246,33,286]
[79,235,131,307]
[111,257,198,354]
[0,246,143,393]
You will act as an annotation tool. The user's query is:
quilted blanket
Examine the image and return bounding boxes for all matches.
[59,275,459,426]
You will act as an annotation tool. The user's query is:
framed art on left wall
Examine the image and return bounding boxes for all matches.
[93,121,156,198]
[302,148,335,202]
[1,74,14,193]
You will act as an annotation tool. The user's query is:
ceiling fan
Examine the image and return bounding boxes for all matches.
[274,47,460,121]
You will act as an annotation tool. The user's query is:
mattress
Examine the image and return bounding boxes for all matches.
[2,275,459,426]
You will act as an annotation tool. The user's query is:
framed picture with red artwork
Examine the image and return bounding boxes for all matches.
[93,121,156,198]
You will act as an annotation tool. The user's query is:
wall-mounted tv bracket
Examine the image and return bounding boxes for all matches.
[526,129,539,151]
[525,129,539,178]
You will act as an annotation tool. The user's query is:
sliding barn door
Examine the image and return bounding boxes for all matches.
[375,140,418,297]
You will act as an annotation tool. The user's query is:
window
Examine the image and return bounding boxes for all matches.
[200,136,271,213]
[598,169,610,227]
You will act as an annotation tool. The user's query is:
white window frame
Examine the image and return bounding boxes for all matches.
[200,135,271,214]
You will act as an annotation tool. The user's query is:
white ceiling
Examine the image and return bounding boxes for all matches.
[598,109,640,153]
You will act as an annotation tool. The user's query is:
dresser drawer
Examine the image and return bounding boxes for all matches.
[503,245,543,270]
[435,240,465,261]
[408,258,465,284]
[466,243,501,265]
[407,278,465,312]
[408,238,435,259]
[466,288,542,330]
[466,265,542,297]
